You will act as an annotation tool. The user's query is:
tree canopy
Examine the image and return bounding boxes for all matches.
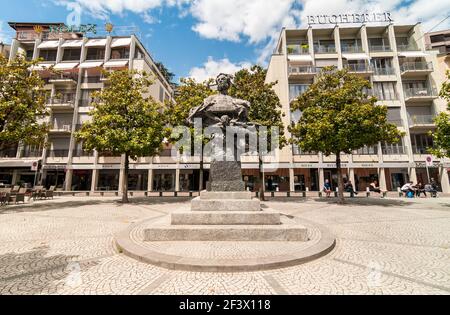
[76,69,167,202]
[155,61,175,85]
[0,55,49,151]
[290,67,403,203]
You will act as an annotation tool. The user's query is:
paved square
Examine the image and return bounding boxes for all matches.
[0,197,449,295]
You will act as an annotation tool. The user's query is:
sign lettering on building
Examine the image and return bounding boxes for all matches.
[307,12,393,25]
[49,24,97,34]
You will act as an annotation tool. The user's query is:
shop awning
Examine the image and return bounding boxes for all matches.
[85,38,107,47]
[61,40,84,48]
[104,60,129,68]
[54,62,79,70]
[288,55,313,63]
[342,53,371,60]
[398,51,429,58]
[79,61,104,69]
[37,41,59,49]
[111,37,132,48]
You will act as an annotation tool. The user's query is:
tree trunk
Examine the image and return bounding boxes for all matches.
[336,152,345,204]
[258,155,266,201]
[122,152,130,204]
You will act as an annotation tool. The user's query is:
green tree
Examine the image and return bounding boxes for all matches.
[166,78,216,191]
[0,55,49,152]
[155,61,175,84]
[429,70,450,158]
[229,65,287,200]
[290,67,402,203]
[76,70,167,203]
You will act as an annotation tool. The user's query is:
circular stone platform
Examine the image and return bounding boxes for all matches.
[115,213,336,272]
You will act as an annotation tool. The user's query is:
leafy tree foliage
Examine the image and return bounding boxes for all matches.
[0,55,49,151]
[76,70,167,203]
[290,67,402,203]
[155,61,175,84]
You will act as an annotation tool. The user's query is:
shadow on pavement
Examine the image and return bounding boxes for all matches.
[264,197,414,208]
[0,246,98,295]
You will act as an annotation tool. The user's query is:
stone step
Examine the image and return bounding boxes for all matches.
[191,197,260,212]
[171,210,281,225]
[144,224,308,242]
[200,191,253,200]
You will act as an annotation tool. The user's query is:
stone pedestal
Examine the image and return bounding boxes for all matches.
[209,161,246,191]
[144,191,308,242]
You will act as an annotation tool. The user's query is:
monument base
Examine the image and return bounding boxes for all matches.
[144,191,308,242]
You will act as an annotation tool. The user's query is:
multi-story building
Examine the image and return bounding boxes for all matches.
[425,29,450,86]
[2,22,174,192]
[266,23,450,193]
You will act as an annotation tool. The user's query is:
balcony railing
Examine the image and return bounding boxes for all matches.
[314,46,336,54]
[0,149,18,158]
[373,67,395,75]
[396,44,419,51]
[408,115,436,126]
[49,73,78,82]
[369,45,391,52]
[287,45,309,55]
[289,65,318,75]
[23,150,43,158]
[404,87,437,99]
[400,62,433,72]
[345,64,373,72]
[47,94,76,106]
[47,150,70,158]
[381,146,407,155]
[83,76,102,84]
[73,149,94,157]
[341,46,364,53]
[388,119,404,127]
[50,123,72,132]
[292,145,317,156]
[412,146,433,155]
[354,146,378,155]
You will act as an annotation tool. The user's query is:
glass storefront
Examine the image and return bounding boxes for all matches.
[98,170,120,191]
[72,170,92,191]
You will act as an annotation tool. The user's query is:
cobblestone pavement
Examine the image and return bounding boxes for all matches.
[0,197,449,295]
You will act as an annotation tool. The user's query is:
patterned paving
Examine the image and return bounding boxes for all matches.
[0,197,449,295]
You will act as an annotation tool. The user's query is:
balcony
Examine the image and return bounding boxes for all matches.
[288,65,318,78]
[49,73,78,85]
[72,149,94,157]
[396,44,419,51]
[23,150,43,158]
[47,150,70,158]
[381,146,407,155]
[354,146,378,155]
[408,115,436,128]
[47,94,76,110]
[400,62,433,77]
[373,67,395,76]
[403,87,438,103]
[345,64,373,74]
[341,46,364,53]
[287,44,309,55]
[0,149,18,158]
[314,46,336,54]
[412,146,432,155]
[388,119,404,127]
[50,123,72,134]
[369,45,392,53]
[292,145,316,156]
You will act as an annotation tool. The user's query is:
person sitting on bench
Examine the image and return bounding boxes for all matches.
[344,180,358,198]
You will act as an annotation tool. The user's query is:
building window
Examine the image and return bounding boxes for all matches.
[341,39,363,52]
[368,38,391,51]
[314,40,336,53]
[39,49,57,62]
[111,48,130,60]
[26,49,34,61]
[62,48,81,61]
[411,134,434,154]
[371,58,394,75]
[430,35,445,43]
[382,137,406,155]
[86,48,105,61]
[373,82,397,100]
[387,108,403,126]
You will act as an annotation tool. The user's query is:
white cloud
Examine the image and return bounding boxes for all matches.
[189,57,252,82]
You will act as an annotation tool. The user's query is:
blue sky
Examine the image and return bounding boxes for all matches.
[0,0,449,82]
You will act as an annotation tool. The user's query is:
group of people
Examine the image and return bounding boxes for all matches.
[400,179,438,198]
[322,178,439,198]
